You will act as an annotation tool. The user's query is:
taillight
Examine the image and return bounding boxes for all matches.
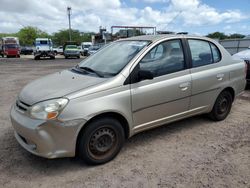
[244,60,249,77]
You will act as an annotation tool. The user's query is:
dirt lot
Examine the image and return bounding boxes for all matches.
[0,56,249,188]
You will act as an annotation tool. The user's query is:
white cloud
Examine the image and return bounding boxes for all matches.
[0,0,247,34]
[143,0,169,3]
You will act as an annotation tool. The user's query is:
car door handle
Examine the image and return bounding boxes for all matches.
[179,82,190,91]
[216,73,224,81]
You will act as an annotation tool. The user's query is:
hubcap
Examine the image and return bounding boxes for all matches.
[218,97,229,114]
[88,127,116,158]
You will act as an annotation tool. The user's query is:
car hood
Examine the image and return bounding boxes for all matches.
[233,49,250,60]
[19,69,107,105]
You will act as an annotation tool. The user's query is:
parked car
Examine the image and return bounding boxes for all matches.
[10,35,246,165]
[232,48,250,85]
[20,46,33,55]
[53,46,63,55]
[64,45,80,59]
[87,44,104,56]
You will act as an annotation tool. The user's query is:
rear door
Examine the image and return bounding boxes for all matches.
[130,39,192,132]
[187,39,228,111]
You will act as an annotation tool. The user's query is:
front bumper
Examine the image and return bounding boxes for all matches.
[64,52,80,57]
[34,51,54,57]
[10,105,86,158]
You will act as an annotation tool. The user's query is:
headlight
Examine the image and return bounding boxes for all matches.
[30,98,69,120]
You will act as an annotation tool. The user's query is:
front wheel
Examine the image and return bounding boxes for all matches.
[208,90,233,121]
[78,118,125,165]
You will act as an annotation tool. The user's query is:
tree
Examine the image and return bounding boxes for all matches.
[17,26,50,46]
[206,32,227,40]
[52,29,92,46]
[0,33,17,38]
[228,33,245,39]
[206,32,246,40]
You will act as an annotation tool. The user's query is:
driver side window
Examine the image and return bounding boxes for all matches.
[139,40,185,78]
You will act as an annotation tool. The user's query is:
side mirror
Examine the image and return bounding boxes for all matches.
[138,70,153,81]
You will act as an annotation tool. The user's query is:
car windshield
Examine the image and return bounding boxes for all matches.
[78,40,149,76]
[5,44,18,49]
[89,46,100,50]
[66,45,77,49]
[83,45,91,48]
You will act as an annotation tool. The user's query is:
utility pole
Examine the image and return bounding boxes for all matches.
[67,6,72,41]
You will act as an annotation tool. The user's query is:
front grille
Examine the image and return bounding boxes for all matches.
[66,51,78,54]
[16,100,30,112]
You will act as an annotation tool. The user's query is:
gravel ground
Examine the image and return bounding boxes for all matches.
[0,56,249,188]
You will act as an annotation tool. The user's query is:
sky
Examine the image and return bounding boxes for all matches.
[0,0,249,35]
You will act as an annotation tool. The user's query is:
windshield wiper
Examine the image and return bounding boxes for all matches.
[77,66,104,77]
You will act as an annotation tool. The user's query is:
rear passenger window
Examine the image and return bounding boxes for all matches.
[188,40,213,68]
[211,43,221,63]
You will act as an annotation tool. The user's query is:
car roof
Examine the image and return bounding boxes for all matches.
[119,34,211,42]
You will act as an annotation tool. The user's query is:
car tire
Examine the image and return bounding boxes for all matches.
[34,56,40,60]
[77,56,80,59]
[78,118,125,165]
[208,90,233,121]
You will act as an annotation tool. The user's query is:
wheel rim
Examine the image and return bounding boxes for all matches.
[88,127,117,160]
[218,96,229,115]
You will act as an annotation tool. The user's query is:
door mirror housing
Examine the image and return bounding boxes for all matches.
[138,70,154,81]
[124,67,154,85]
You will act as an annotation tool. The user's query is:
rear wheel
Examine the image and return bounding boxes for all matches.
[78,118,125,165]
[208,90,233,121]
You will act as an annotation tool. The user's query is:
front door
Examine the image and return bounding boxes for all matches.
[130,39,191,133]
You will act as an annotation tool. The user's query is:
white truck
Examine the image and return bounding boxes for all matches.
[34,38,55,60]
[81,42,92,56]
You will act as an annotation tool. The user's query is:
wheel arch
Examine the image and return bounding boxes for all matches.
[222,87,235,102]
[75,112,130,155]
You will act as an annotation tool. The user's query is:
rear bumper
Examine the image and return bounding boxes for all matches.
[10,105,86,158]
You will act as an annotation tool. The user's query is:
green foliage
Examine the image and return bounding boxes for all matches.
[227,33,245,39]
[0,33,17,38]
[206,32,227,40]
[52,29,92,46]
[206,32,246,40]
[15,26,51,46]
